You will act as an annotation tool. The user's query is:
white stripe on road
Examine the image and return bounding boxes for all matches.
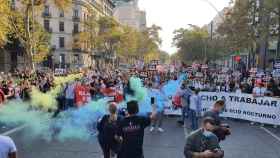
[261,127,280,143]
[1,125,27,136]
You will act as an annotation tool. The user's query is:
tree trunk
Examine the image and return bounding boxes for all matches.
[258,1,270,70]
[25,5,33,69]
[277,13,280,58]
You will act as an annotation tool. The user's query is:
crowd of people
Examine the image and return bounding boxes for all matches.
[0,68,179,107]
[1,64,280,158]
[186,67,280,97]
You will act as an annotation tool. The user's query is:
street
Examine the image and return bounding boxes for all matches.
[1,118,280,158]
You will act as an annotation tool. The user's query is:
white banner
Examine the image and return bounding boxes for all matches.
[200,92,280,125]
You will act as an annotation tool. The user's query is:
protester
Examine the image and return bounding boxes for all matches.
[150,96,165,133]
[189,89,202,131]
[74,80,87,107]
[117,100,155,158]
[203,100,231,141]
[184,117,224,158]
[252,81,266,97]
[65,81,75,108]
[149,83,165,133]
[178,82,193,126]
[0,135,17,158]
[97,103,122,158]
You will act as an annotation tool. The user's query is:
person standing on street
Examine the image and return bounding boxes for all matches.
[0,135,17,158]
[184,117,224,158]
[203,100,231,141]
[97,103,122,158]
[149,83,165,133]
[189,89,202,131]
[178,82,193,126]
[117,100,155,158]
[65,81,75,108]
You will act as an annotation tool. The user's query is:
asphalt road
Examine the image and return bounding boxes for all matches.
[1,117,280,158]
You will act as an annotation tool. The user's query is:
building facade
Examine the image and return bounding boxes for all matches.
[2,0,115,72]
[39,0,115,69]
[113,0,146,30]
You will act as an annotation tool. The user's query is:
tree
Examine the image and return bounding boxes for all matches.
[264,0,280,57]
[173,26,208,62]
[136,25,162,62]
[173,25,228,63]
[2,0,71,68]
[76,10,99,53]
[117,26,138,58]
[217,0,254,51]
[96,16,122,62]
[158,51,170,64]
[217,0,280,69]
[0,0,11,46]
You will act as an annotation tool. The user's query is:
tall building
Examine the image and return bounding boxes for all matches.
[3,0,115,71]
[113,0,146,30]
[38,0,115,69]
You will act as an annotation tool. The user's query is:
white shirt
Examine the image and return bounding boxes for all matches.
[235,89,242,94]
[189,94,200,111]
[0,136,17,158]
[253,87,266,97]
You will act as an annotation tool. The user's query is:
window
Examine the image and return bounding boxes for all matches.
[11,0,16,9]
[59,10,64,17]
[44,5,49,14]
[44,19,50,30]
[59,37,65,48]
[59,21,64,32]
[73,54,79,64]
[59,54,65,64]
[73,9,79,17]
[73,23,79,33]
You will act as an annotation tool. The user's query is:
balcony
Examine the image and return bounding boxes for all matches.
[42,12,52,18]
[72,48,82,52]
[72,16,80,22]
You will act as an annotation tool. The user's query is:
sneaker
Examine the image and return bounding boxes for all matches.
[250,122,255,125]
[150,127,155,132]
[158,128,164,133]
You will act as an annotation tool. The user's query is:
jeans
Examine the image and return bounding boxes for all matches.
[189,110,199,130]
[181,106,189,123]
[98,138,112,158]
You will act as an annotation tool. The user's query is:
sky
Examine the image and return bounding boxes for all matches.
[138,0,231,54]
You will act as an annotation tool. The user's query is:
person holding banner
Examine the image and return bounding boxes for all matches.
[252,81,266,97]
[203,100,231,142]
[251,81,266,126]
